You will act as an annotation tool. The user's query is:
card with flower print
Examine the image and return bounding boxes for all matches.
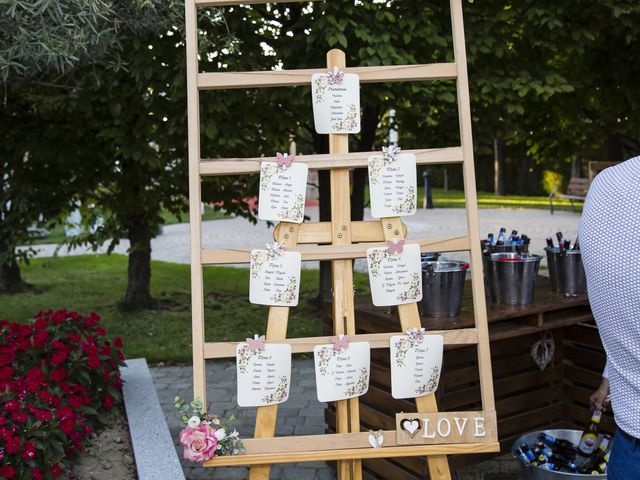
[249,248,301,307]
[390,330,444,399]
[368,152,417,218]
[366,242,422,307]
[311,68,361,134]
[258,160,308,223]
[313,339,370,402]
[236,340,292,407]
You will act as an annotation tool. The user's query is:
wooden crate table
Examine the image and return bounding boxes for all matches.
[323,277,613,479]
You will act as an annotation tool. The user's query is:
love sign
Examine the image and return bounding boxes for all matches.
[396,411,497,445]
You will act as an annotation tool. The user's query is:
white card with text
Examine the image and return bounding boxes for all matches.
[258,161,308,223]
[313,340,370,402]
[311,69,360,134]
[367,242,422,307]
[236,341,292,407]
[368,153,417,218]
[249,249,301,307]
[390,331,443,399]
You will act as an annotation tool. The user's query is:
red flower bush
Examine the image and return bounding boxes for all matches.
[0,310,125,479]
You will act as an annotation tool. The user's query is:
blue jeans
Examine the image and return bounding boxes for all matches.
[608,429,640,479]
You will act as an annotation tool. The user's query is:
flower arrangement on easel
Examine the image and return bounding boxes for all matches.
[174,397,245,462]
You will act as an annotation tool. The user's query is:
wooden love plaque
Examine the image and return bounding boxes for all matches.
[396,411,498,445]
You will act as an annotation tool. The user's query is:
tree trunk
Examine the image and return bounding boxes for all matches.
[122,222,153,310]
[0,252,27,294]
[493,137,505,195]
[571,152,583,178]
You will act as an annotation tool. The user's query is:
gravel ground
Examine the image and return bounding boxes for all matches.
[71,411,136,480]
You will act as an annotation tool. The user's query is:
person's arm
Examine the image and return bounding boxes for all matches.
[590,359,611,411]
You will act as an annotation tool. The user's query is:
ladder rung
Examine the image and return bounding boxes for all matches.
[273,221,407,244]
[201,236,471,264]
[200,147,463,176]
[204,328,478,359]
[203,435,499,467]
[196,0,305,5]
[198,63,457,90]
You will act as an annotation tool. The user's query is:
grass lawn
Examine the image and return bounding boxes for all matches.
[0,255,369,365]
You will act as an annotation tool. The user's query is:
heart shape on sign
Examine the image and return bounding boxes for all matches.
[530,332,555,371]
[400,418,422,438]
[368,430,384,448]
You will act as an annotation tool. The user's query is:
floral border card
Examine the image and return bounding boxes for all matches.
[258,157,308,224]
[313,336,370,402]
[311,68,361,134]
[390,329,444,399]
[249,246,301,307]
[236,337,292,407]
[367,241,422,307]
[368,149,417,218]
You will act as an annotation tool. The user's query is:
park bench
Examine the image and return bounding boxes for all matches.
[549,177,589,214]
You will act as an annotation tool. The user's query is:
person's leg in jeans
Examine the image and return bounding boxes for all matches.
[608,430,640,480]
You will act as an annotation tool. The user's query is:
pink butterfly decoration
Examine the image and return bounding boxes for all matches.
[386,239,405,254]
[276,152,294,169]
[330,334,350,352]
[246,335,266,352]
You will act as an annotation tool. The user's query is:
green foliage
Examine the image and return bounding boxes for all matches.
[542,170,564,195]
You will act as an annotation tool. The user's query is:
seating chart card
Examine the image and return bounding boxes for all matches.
[236,336,292,407]
[249,244,301,307]
[368,147,417,218]
[311,68,360,134]
[366,241,422,307]
[313,336,370,402]
[390,329,444,399]
[258,155,308,224]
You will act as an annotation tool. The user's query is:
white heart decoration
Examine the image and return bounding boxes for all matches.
[401,419,420,436]
[368,431,384,448]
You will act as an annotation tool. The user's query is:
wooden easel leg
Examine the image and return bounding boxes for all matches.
[384,216,452,480]
[248,226,300,480]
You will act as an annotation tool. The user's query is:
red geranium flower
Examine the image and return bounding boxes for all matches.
[0,465,15,479]
[114,337,123,348]
[103,394,114,409]
[51,464,62,477]
[32,469,43,480]
[86,356,100,369]
[21,442,36,460]
[5,435,21,454]
[49,369,66,382]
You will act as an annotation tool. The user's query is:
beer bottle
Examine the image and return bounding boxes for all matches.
[520,443,536,463]
[496,228,506,246]
[578,410,602,456]
[594,451,610,474]
[487,233,495,246]
[538,432,577,456]
[563,239,571,251]
[556,231,564,245]
[546,237,555,249]
[572,235,580,250]
[507,229,518,244]
[580,435,610,473]
[516,447,531,465]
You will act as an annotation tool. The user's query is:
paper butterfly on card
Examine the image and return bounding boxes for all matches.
[327,66,344,85]
[382,145,401,162]
[406,327,426,342]
[276,152,294,169]
[266,241,284,258]
[330,334,350,352]
[386,238,405,254]
[246,334,266,352]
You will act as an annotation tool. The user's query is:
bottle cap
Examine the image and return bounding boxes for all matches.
[592,410,602,423]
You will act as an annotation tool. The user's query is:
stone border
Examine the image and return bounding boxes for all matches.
[121,358,185,480]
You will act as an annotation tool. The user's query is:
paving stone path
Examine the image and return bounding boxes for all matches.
[150,360,524,480]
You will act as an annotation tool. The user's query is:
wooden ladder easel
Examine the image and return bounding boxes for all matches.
[185,1,498,479]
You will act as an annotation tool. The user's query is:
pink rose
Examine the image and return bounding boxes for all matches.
[179,424,218,462]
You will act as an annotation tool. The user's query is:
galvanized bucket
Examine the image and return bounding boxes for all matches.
[485,252,542,305]
[420,261,468,318]
[545,248,587,295]
[512,429,607,479]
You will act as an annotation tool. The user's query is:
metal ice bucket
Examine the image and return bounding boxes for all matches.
[545,248,587,295]
[485,252,542,305]
[420,261,468,318]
